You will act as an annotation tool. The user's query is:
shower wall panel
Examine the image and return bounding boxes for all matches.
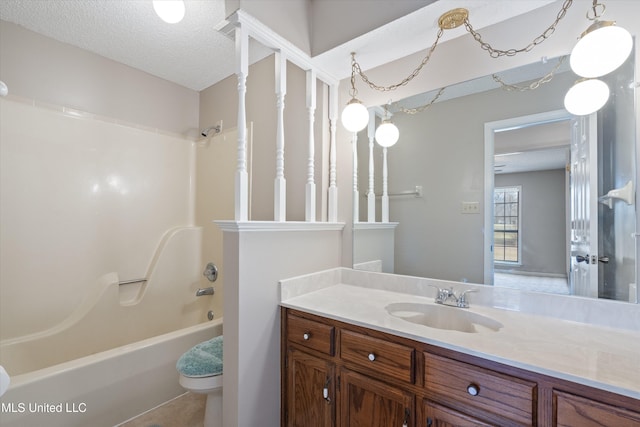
[0,98,192,339]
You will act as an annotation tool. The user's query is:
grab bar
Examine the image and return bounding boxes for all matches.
[118,278,148,286]
[365,186,423,198]
[387,185,423,197]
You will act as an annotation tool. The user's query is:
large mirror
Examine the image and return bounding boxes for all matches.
[354,48,637,303]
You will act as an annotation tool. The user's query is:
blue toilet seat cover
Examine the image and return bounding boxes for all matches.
[176,335,223,377]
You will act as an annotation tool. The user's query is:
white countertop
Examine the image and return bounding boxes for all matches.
[280,268,640,399]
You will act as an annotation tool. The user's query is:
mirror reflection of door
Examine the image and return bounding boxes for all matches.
[492,117,572,294]
[569,114,598,298]
[486,106,637,300]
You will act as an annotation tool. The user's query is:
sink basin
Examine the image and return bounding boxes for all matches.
[385,302,503,333]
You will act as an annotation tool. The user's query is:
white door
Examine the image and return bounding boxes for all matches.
[569,114,598,297]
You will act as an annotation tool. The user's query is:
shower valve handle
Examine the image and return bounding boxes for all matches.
[203,262,218,282]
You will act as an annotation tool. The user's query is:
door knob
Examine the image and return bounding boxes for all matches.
[576,254,589,263]
[598,256,609,263]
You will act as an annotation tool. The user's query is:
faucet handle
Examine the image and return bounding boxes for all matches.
[428,284,445,303]
[457,289,476,308]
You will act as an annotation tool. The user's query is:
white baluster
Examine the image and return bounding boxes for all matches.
[353,132,359,223]
[367,110,376,222]
[305,70,316,222]
[274,51,287,221]
[235,25,249,222]
[382,147,389,223]
[328,85,338,222]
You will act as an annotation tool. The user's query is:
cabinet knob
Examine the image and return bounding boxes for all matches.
[467,383,480,396]
[368,353,376,362]
[303,332,311,341]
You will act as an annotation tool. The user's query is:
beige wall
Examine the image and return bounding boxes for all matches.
[0,20,199,135]
[495,169,567,275]
[356,71,576,283]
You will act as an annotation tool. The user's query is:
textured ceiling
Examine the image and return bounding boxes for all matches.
[0,0,233,91]
[0,0,555,92]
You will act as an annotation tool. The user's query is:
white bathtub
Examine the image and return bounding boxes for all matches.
[0,227,222,426]
[0,318,222,427]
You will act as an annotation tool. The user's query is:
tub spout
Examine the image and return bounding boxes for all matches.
[196,287,214,297]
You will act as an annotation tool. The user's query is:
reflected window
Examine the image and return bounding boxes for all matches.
[494,186,521,263]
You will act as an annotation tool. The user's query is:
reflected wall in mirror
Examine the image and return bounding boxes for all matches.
[487,111,571,297]
[354,50,637,303]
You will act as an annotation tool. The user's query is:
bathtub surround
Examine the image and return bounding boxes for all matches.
[0,96,195,339]
[0,319,222,427]
[0,227,207,376]
[0,218,222,426]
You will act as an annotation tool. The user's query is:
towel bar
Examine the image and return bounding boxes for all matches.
[118,278,148,286]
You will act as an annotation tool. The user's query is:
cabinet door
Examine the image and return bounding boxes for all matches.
[340,368,414,427]
[286,348,335,427]
[554,391,640,427]
[422,399,494,427]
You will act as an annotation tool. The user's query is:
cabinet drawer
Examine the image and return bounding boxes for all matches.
[554,390,640,426]
[287,314,334,356]
[340,330,414,383]
[424,353,536,426]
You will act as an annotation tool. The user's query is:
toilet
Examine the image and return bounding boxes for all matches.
[176,335,223,427]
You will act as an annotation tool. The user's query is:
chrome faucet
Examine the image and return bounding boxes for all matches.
[433,286,475,308]
[196,287,214,297]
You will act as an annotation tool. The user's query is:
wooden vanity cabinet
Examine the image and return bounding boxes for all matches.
[283,313,336,427]
[423,352,536,426]
[286,348,335,427]
[341,368,414,427]
[553,390,640,426]
[281,308,640,427]
[283,310,416,427]
[422,399,494,427]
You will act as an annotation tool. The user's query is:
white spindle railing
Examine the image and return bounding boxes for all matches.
[381,147,390,223]
[305,70,317,222]
[226,11,342,224]
[274,51,287,221]
[352,133,359,223]
[328,84,339,222]
[235,25,249,222]
[366,110,376,222]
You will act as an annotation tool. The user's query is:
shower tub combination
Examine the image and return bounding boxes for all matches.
[0,227,222,427]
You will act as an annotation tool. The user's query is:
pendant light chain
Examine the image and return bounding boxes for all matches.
[352,28,444,92]
[394,87,446,114]
[348,54,359,99]
[349,0,573,95]
[492,55,566,92]
[463,0,573,58]
[587,1,606,20]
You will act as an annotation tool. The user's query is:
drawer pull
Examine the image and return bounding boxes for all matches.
[322,376,331,403]
[303,332,311,341]
[467,383,480,396]
[402,407,410,427]
[368,353,376,362]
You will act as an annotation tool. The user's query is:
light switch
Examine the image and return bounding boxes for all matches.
[461,201,480,214]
